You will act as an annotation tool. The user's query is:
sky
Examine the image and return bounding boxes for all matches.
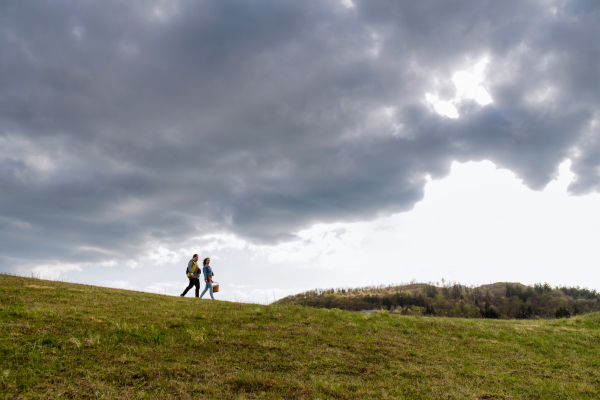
[1,0,599,302]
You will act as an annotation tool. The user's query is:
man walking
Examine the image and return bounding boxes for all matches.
[180,254,201,297]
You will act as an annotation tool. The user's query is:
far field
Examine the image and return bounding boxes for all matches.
[1,274,600,399]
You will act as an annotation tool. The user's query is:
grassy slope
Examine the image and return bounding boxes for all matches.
[1,275,600,399]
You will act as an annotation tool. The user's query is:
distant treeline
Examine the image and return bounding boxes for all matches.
[274,281,600,319]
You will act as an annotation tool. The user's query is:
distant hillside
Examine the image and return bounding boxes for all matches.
[274,281,600,319]
[2,274,600,398]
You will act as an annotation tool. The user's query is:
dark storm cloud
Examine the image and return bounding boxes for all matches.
[0,0,598,268]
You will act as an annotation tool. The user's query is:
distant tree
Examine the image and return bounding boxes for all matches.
[382,296,392,310]
[451,285,462,300]
[507,284,534,302]
[425,285,438,298]
[483,302,499,319]
[521,286,535,302]
[441,287,450,299]
[555,306,571,318]
[558,286,600,301]
[534,282,552,294]
[573,304,580,316]
[425,303,436,315]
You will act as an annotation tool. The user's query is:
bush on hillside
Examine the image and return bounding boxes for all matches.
[275,281,600,320]
[555,306,571,319]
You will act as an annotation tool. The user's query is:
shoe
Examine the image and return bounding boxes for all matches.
[180,294,184,297]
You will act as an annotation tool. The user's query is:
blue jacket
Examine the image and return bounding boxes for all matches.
[202,264,214,281]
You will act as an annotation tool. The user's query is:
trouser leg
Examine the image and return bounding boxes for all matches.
[200,282,213,299]
[181,278,197,296]
[194,279,200,297]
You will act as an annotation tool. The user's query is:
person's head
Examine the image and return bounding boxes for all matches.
[203,257,210,266]
[193,254,198,261]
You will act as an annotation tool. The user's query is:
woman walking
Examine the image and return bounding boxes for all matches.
[200,257,215,299]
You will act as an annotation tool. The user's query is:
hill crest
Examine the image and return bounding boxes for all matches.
[275,281,600,319]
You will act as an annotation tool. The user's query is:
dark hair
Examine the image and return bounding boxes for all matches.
[193,254,198,259]
[203,257,210,266]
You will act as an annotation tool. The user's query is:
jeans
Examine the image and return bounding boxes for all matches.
[181,278,200,297]
[200,281,214,299]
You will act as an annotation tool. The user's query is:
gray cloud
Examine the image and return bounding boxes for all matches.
[0,0,598,269]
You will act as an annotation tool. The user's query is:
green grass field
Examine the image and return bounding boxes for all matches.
[1,274,600,399]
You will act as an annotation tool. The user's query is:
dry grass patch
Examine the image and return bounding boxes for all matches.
[25,285,55,290]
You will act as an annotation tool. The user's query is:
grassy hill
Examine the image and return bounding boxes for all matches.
[274,282,600,319]
[1,275,600,399]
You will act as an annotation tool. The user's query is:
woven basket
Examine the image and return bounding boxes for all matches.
[213,282,219,293]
